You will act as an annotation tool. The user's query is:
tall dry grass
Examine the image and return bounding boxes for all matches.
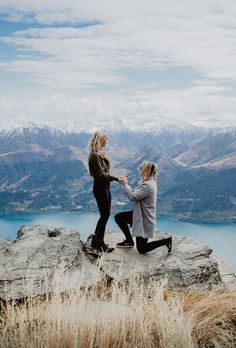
[0,270,235,347]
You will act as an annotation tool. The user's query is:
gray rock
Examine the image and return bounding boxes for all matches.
[211,255,236,290]
[102,231,223,288]
[0,225,102,300]
[1,226,233,301]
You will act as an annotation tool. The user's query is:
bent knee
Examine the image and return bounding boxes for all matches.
[136,246,146,254]
[114,213,122,223]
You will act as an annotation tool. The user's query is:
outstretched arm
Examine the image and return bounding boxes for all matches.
[123,181,151,201]
[119,174,149,200]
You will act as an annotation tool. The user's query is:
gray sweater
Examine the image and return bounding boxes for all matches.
[124,178,157,238]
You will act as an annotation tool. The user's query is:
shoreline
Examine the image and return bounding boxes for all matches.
[158,212,236,225]
[1,209,236,225]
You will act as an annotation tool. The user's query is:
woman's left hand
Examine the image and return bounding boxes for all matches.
[100,151,108,160]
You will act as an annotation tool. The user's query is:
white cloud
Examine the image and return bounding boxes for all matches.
[0,85,236,128]
[2,5,236,86]
[1,1,236,127]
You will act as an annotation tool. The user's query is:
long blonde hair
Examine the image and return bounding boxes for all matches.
[88,132,108,153]
[140,161,157,182]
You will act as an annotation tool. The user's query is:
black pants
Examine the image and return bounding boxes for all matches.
[115,210,170,254]
[93,181,111,241]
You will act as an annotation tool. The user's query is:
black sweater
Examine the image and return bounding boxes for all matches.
[88,151,118,182]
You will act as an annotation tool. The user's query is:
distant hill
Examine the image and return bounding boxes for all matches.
[0,144,89,213]
[175,131,236,167]
[0,124,235,222]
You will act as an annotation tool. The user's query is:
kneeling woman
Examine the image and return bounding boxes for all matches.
[115,161,172,254]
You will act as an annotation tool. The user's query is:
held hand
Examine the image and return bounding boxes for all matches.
[118,175,128,185]
[118,176,124,184]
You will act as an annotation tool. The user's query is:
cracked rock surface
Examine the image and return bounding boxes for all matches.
[0,225,102,300]
[102,231,225,288]
[1,226,235,300]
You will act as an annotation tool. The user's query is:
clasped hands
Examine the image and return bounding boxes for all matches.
[118,175,128,185]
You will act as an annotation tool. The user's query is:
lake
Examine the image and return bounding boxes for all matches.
[0,211,235,273]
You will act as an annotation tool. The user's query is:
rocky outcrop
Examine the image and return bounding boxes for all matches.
[102,232,223,288]
[0,225,102,300]
[212,255,236,290]
[0,226,235,301]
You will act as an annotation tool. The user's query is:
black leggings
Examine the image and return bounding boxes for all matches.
[115,210,170,254]
[93,182,111,241]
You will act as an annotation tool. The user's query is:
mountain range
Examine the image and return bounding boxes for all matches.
[0,122,235,223]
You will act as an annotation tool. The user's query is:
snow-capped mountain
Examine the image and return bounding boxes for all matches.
[0,116,209,135]
[0,120,236,222]
[1,116,236,138]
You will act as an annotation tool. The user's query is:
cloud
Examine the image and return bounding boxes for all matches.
[1,3,236,88]
[0,84,236,129]
[0,1,236,127]
[1,0,236,25]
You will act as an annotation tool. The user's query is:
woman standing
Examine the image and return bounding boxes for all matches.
[115,161,172,254]
[88,132,118,253]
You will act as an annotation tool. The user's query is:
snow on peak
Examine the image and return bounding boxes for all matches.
[1,117,235,135]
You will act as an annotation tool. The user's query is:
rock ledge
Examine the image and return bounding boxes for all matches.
[0,226,235,300]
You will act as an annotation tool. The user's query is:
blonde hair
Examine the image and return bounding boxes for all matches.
[140,161,157,182]
[88,132,108,153]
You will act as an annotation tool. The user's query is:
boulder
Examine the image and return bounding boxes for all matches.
[1,226,234,301]
[102,231,223,288]
[0,225,102,300]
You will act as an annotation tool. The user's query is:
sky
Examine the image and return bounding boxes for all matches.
[0,0,236,129]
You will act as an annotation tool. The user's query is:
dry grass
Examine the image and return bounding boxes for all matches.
[0,273,235,348]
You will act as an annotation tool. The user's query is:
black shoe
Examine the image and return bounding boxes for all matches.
[101,243,114,253]
[116,240,134,248]
[83,235,100,258]
[166,237,172,253]
[91,235,114,253]
[91,234,104,251]
[91,234,100,249]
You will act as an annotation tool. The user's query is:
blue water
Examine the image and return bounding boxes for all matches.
[0,212,235,273]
